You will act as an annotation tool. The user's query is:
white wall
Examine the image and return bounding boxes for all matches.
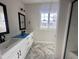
[25,3,59,43]
[0,0,25,38]
[56,0,73,59]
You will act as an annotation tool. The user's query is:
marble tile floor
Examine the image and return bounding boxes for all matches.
[25,41,56,59]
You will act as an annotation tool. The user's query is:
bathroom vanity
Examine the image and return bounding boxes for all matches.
[0,33,33,59]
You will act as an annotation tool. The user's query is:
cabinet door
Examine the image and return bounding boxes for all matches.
[2,46,18,59]
[26,38,33,51]
[18,35,33,59]
[8,50,19,59]
[24,35,33,55]
[17,39,27,59]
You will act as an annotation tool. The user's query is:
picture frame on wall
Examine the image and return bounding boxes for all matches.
[18,12,26,30]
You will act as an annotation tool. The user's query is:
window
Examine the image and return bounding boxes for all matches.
[41,13,48,28]
[40,12,57,29]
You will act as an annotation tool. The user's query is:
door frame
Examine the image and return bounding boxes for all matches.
[63,0,78,59]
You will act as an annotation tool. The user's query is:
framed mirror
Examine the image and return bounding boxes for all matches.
[0,3,9,35]
[0,3,9,43]
[18,12,26,30]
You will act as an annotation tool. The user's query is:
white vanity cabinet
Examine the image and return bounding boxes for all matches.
[1,34,33,59]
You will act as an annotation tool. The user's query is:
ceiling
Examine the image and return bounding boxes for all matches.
[20,0,59,4]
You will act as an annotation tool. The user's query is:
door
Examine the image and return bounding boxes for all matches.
[64,0,78,59]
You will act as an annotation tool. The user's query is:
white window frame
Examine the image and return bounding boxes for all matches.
[40,12,57,29]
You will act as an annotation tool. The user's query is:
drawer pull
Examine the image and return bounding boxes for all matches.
[19,50,21,56]
[17,52,19,59]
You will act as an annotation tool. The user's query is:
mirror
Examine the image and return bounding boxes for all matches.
[18,12,26,30]
[0,3,9,43]
[0,3,9,35]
